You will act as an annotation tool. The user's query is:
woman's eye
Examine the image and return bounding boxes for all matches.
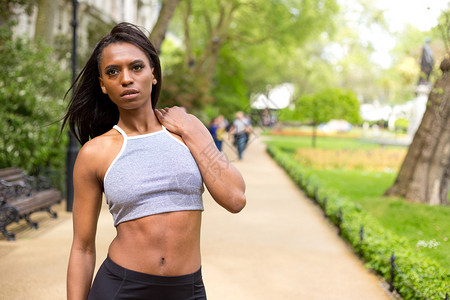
[133,64,144,71]
[106,69,118,76]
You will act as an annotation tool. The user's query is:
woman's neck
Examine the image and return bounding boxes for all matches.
[117,106,161,135]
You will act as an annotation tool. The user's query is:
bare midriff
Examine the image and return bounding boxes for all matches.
[108,210,202,276]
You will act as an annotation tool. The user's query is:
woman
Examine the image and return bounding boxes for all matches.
[63,22,246,300]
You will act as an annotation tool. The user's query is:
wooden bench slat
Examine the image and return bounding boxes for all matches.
[0,167,62,241]
[11,191,61,215]
[0,167,22,177]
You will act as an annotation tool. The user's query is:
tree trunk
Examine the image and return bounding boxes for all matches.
[192,2,237,83]
[149,0,181,54]
[312,123,317,148]
[182,0,194,68]
[384,58,450,205]
[34,0,58,45]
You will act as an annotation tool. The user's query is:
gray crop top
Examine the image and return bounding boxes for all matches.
[103,125,204,226]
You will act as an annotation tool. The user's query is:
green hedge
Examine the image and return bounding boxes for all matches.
[267,144,450,300]
[0,25,69,190]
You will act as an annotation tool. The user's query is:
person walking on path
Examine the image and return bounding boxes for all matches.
[209,115,227,151]
[229,111,252,160]
[62,22,246,300]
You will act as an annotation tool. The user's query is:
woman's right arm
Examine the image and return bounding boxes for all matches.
[67,142,103,300]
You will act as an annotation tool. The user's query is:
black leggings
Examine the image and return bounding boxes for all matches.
[87,256,207,300]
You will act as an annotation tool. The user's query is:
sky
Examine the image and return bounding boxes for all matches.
[376,0,448,31]
[342,0,449,68]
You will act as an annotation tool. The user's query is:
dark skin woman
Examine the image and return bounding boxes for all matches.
[63,22,246,300]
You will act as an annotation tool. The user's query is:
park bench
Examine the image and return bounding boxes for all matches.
[0,167,62,241]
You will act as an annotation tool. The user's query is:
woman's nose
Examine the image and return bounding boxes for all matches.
[120,69,133,86]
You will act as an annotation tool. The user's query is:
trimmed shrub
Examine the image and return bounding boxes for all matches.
[267,144,450,300]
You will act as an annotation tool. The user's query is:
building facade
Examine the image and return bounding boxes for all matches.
[13,0,160,59]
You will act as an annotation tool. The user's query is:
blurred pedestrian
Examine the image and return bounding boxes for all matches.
[229,111,252,160]
[209,115,227,151]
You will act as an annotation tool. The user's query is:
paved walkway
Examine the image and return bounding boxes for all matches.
[0,133,395,299]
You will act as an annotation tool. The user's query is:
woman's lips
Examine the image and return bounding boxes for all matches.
[120,89,139,99]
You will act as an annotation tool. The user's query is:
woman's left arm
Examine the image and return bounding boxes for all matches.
[155,107,246,213]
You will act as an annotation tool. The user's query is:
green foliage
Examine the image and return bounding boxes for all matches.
[436,8,450,53]
[0,26,69,189]
[165,0,339,112]
[295,88,361,124]
[286,44,340,96]
[278,107,301,122]
[232,0,339,93]
[159,38,213,110]
[387,25,428,98]
[314,1,449,106]
[268,134,450,268]
[266,143,450,300]
[394,118,409,133]
[330,24,385,103]
[176,0,339,59]
[385,11,450,105]
[0,0,36,23]
[314,168,450,269]
[209,45,249,121]
[159,62,214,110]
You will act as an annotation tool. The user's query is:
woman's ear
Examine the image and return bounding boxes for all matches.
[98,77,107,94]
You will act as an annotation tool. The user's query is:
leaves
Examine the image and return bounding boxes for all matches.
[162,0,339,111]
[0,26,69,188]
[295,87,362,124]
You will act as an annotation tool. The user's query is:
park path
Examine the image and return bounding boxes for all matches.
[0,132,395,300]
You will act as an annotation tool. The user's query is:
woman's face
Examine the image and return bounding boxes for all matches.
[98,42,154,110]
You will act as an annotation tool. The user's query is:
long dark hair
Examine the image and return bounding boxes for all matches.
[62,22,162,145]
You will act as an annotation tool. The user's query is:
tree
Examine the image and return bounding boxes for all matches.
[282,42,339,98]
[294,88,361,147]
[149,0,181,53]
[384,58,450,205]
[326,0,388,104]
[160,0,338,110]
[385,10,450,205]
[34,0,57,45]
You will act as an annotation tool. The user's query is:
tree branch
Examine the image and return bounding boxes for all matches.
[149,0,181,53]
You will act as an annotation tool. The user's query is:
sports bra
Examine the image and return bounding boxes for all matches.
[103,125,204,226]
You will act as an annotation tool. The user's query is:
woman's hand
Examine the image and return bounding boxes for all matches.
[157,106,246,213]
[154,106,194,137]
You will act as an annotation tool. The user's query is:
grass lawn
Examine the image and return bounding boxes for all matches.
[266,134,450,272]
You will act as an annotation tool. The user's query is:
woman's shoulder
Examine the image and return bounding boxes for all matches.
[74,129,124,183]
[78,129,122,161]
